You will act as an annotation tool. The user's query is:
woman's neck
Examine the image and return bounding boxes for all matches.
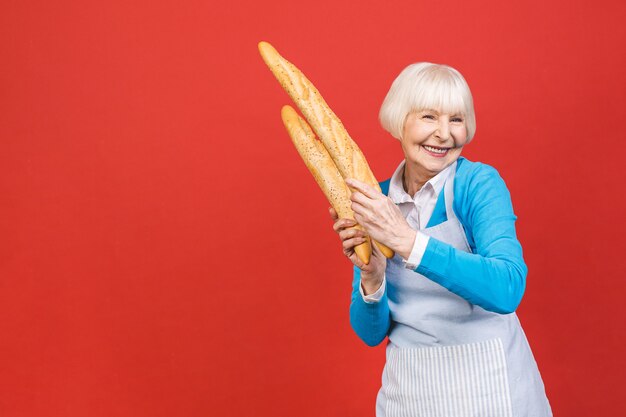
[402,161,436,197]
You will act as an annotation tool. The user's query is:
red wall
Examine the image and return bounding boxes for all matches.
[1,0,625,416]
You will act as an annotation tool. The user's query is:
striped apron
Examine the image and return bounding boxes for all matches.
[376,162,552,417]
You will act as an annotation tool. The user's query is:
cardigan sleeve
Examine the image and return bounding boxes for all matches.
[415,164,528,314]
[349,265,390,346]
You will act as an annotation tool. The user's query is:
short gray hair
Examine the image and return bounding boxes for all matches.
[379,63,476,142]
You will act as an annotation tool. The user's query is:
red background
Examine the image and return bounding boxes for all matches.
[1,0,625,416]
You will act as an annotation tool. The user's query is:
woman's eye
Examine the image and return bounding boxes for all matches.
[422,114,435,120]
[451,118,464,123]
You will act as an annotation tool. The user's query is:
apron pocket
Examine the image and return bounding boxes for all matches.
[384,339,513,417]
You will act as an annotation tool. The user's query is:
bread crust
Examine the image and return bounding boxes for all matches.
[260,41,394,259]
[281,105,372,264]
[259,42,377,185]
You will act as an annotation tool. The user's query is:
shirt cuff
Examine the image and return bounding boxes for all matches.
[403,231,430,270]
[360,275,386,303]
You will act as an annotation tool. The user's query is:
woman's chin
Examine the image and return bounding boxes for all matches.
[406,151,461,177]
[420,157,453,174]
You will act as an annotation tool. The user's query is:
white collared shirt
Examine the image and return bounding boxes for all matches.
[360,161,454,302]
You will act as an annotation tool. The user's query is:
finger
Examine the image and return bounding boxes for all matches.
[350,191,372,206]
[352,210,364,226]
[350,201,368,217]
[339,228,367,241]
[343,236,368,252]
[329,207,338,221]
[350,254,366,270]
[345,178,381,199]
[333,218,357,232]
[371,239,383,257]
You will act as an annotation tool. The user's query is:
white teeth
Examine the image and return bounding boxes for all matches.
[423,145,448,154]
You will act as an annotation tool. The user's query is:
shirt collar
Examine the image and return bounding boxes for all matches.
[388,160,454,204]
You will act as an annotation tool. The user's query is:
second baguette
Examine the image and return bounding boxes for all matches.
[281,105,372,265]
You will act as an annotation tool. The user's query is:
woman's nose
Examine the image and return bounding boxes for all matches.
[435,119,451,141]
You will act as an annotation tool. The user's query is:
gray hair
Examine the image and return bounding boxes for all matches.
[379,63,476,142]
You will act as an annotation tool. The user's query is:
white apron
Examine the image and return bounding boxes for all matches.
[376,162,552,417]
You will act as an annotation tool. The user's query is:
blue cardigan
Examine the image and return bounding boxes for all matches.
[349,157,528,346]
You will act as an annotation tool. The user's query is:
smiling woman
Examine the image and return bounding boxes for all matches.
[399,110,467,193]
[330,62,553,417]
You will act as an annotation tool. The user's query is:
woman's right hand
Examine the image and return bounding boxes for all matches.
[329,207,386,294]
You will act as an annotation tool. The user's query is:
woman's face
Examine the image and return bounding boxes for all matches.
[400,109,468,178]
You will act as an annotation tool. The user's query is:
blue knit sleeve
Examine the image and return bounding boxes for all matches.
[349,266,390,346]
[416,164,528,314]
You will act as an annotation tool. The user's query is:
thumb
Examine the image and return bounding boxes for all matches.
[371,240,385,258]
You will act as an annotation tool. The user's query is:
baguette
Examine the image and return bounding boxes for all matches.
[259,41,394,259]
[281,105,372,264]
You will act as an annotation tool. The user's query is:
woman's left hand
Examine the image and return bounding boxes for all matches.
[346,178,417,259]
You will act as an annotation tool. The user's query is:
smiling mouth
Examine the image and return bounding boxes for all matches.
[422,145,450,155]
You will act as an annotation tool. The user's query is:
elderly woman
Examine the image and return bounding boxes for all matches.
[330,63,552,417]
